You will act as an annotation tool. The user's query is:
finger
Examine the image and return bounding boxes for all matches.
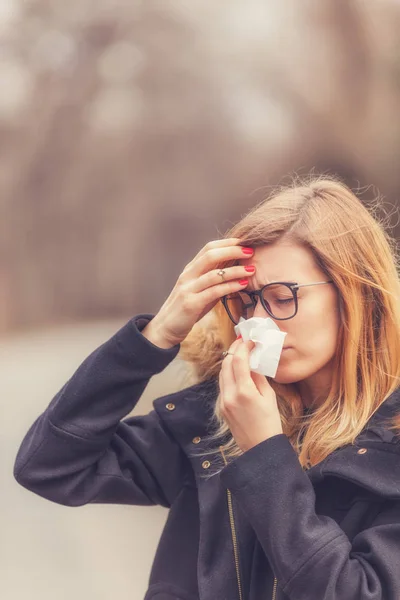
[229,336,246,350]
[194,278,249,309]
[187,244,254,279]
[250,371,270,394]
[196,246,253,277]
[218,367,225,409]
[220,361,236,402]
[190,264,255,294]
[228,337,244,357]
[230,341,256,388]
[190,238,242,263]
[220,338,242,391]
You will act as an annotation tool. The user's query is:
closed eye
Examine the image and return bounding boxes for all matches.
[276,298,294,304]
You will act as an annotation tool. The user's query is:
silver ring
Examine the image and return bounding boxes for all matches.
[221,351,233,358]
[217,269,226,281]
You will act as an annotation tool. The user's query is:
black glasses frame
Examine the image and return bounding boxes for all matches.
[221,280,334,324]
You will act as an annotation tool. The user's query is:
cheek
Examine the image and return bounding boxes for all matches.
[304,318,339,356]
[296,296,340,348]
[274,344,337,384]
[275,300,340,375]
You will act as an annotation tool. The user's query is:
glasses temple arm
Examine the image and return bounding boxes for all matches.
[293,281,333,289]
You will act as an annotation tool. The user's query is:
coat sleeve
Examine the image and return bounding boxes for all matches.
[219,433,400,600]
[13,313,190,509]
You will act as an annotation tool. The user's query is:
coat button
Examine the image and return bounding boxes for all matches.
[166,403,176,411]
[202,460,211,469]
[192,436,201,444]
[357,448,367,454]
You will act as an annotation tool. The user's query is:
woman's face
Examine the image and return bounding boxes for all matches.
[240,240,341,403]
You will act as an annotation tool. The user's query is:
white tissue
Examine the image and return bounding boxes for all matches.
[233,317,287,378]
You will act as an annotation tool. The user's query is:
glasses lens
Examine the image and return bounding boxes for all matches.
[224,291,254,324]
[262,284,296,319]
[224,284,296,322]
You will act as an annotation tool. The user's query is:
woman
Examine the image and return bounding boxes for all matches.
[14,176,400,600]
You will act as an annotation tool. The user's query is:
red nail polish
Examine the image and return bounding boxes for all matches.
[242,247,254,255]
[236,334,242,339]
[245,265,255,272]
[238,279,248,285]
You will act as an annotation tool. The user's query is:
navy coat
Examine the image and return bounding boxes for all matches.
[14,314,400,600]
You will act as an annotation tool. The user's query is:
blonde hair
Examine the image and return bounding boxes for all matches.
[179,174,400,472]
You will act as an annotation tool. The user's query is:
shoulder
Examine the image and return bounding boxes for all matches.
[153,377,219,443]
[154,376,219,407]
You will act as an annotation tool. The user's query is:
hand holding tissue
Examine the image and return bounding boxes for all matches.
[234,317,287,378]
[219,318,285,450]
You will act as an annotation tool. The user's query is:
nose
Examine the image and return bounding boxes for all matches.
[253,299,273,320]
[252,299,288,333]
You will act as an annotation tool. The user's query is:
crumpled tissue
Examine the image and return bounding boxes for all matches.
[233,316,287,377]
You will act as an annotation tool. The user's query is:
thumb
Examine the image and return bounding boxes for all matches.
[251,370,272,394]
[246,339,256,350]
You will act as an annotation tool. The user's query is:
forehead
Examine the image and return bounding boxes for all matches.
[239,241,321,284]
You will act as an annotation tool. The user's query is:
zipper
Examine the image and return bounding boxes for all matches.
[220,447,278,600]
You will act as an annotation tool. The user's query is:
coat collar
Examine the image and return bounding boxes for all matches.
[155,379,400,500]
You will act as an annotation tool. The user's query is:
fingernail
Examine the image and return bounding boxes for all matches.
[236,334,242,339]
[242,247,254,255]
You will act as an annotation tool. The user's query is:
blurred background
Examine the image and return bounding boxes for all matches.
[2,0,400,598]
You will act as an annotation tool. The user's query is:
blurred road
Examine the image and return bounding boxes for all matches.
[2,319,195,600]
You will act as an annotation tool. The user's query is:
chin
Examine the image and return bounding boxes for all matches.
[272,373,299,385]
[272,362,301,385]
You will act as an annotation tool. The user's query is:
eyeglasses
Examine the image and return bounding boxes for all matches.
[221,280,334,324]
